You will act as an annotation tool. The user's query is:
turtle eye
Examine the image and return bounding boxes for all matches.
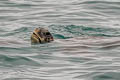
[45,32,51,35]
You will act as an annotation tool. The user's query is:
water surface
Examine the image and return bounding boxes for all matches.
[0,0,120,80]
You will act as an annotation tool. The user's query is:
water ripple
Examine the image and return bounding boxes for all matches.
[0,0,120,80]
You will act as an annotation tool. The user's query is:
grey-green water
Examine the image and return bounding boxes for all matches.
[0,0,120,80]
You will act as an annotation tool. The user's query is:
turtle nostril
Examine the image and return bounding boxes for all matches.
[47,37,51,42]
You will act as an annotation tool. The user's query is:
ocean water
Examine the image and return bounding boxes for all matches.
[0,0,120,80]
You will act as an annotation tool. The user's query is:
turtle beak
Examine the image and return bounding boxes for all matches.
[50,37,54,41]
[44,32,54,42]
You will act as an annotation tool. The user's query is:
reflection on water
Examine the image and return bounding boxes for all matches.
[0,0,120,80]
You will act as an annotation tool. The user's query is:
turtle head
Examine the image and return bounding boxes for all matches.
[31,27,54,44]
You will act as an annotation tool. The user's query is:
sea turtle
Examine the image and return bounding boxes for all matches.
[31,27,54,44]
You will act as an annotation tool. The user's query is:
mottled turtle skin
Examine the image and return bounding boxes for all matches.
[31,27,54,44]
